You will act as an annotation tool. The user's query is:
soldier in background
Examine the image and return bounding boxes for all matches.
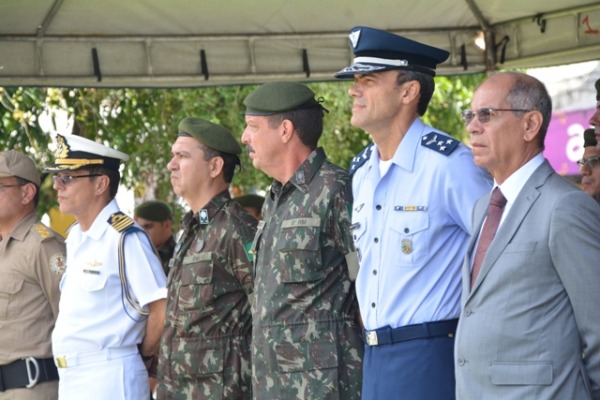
[134,200,176,275]
[579,128,600,204]
[156,117,257,399]
[241,81,363,399]
[0,150,65,400]
[233,194,265,220]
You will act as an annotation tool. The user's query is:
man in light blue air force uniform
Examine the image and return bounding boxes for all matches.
[335,26,492,399]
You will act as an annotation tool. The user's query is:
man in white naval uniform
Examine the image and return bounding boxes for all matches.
[46,134,167,400]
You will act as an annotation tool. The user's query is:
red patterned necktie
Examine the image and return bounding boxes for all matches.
[470,187,507,288]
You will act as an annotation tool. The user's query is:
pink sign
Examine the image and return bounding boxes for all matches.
[544,108,595,176]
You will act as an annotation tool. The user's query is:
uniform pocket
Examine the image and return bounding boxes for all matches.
[490,361,553,385]
[278,218,323,283]
[389,212,429,267]
[179,252,214,310]
[0,278,23,319]
[171,338,224,399]
[504,241,537,253]
[78,270,108,292]
[275,340,340,399]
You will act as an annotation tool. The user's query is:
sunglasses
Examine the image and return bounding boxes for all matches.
[461,107,532,125]
[52,174,102,186]
[577,156,600,170]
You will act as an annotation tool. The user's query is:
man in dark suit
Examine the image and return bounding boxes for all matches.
[455,72,600,399]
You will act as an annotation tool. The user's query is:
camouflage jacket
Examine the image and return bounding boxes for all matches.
[158,235,176,276]
[251,147,363,399]
[157,191,257,400]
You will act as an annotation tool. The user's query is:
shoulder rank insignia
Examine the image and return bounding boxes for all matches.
[34,223,51,239]
[421,132,459,156]
[108,212,135,233]
[349,144,373,176]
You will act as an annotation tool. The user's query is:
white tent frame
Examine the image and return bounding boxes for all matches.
[0,0,599,88]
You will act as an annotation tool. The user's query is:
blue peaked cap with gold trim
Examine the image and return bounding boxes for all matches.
[335,26,449,78]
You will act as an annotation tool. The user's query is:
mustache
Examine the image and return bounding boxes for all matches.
[246,145,255,154]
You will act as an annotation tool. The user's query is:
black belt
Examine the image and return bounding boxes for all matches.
[0,357,58,392]
[364,319,458,346]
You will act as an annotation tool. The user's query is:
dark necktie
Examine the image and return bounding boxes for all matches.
[470,187,507,288]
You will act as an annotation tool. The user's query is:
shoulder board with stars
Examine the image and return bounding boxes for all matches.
[420,132,460,156]
[349,144,373,176]
[108,212,138,233]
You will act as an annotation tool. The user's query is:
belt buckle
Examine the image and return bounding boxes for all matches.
[55,356,68,368]
[24,357,40,388]
[366,331,379,346]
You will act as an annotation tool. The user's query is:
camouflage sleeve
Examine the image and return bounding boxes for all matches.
[327,179,359,280]
[228,220,257,296]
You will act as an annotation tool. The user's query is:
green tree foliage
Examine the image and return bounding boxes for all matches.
[0,74,484,218]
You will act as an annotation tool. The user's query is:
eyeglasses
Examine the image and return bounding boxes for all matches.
[52,174,102,186]
[461,107,532,125]
[0,183,25,190]
[577,156,600,170]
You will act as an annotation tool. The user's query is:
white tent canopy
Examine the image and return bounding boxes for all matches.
[0,0,599,88]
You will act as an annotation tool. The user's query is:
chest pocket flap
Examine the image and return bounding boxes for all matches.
[279,217,323,283]
[0,279,23,295]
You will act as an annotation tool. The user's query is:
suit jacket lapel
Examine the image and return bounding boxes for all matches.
[462,194,487,302]
[468,161,553,296]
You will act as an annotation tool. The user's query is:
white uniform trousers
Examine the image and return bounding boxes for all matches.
[57,353,148,400]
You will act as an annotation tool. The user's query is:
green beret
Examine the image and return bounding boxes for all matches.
[234,194,265,209]
[178,117,241,155]
[596,78,600,101]
[584,128,597,148]
[135,200,172,222]
[244,81,325,116]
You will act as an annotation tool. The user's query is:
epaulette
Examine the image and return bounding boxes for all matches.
[349,144,373,176]
[420,132,460,156]
[33,223,53,240]
[108,212,138,234]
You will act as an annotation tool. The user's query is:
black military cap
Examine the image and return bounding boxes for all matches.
[178,117,241,155]
[244,81,325,116]
[335,26,450,78]
[234,194,265,210]
[584,128,597,148]
[134,200,172,222]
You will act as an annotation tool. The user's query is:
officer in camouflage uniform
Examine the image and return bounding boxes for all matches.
[156,117,257,400]
[241,81,363,399]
